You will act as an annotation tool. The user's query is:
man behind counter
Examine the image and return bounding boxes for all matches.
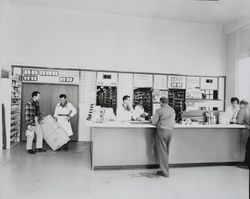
[226,97,240,124]
[117,95,133,121]
[133,99,148,121]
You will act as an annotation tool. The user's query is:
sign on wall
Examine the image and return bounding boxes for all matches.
[22,68,79,84]
[168,75,186,89]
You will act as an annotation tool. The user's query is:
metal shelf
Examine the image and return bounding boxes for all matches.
[10,140,19,148]
[12,103,21,105]
[11,109,20,112]
[186,99,221,101]
[11,113,20,118]
[11,118,19,123]
[10,131,19,136]
[11,125,19,131]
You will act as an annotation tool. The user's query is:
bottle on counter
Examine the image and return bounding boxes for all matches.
[206,111,217,124]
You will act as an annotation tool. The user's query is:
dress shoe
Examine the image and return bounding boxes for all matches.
[63,147,69,151]
[156,171,169,177]
[236,162,249,169]
[27,149,36,154]
[35,148,47,152]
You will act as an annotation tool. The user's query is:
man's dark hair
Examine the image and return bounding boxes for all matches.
[32,91,40,97]
[240,100,249,106]
[160,96,168,104]
[231,97,239,104]
[123,95,130,102]
[59,94,67,99]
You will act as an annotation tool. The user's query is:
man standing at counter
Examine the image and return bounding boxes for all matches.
[151,96,176,177]
[236,100,250,169]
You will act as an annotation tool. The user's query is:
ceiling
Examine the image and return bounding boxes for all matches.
[12,0,250,25]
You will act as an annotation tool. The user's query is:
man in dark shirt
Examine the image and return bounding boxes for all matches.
[25,91,46,154]
[236,100,250,168]
[151,96,176,177]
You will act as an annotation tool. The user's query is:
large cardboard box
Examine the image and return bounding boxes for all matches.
[44,127,70,151]
[40,115,70,151]
[40,115,60,139]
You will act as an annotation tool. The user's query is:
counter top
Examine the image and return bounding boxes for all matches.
[85,121,246,129]
[86,121,155,128]
[174,123,245,129]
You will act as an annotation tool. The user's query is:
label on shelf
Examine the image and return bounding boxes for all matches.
[168,75,186,89]
[96,72,118,86]
[134,74,153,88]
[22,68,80,84]
[153,75,168,89]
[200,77,218,90]
[187,76,200,89]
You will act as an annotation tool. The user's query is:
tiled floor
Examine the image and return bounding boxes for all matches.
[0,142,249,199]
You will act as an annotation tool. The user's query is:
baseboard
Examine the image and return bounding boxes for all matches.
[94,162,241,171]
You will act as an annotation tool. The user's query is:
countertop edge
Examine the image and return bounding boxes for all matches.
[85,121,246,129]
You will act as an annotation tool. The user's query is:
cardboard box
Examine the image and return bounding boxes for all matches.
[40,115,60,139]
[40,115,70,151]
[44,127,70,151]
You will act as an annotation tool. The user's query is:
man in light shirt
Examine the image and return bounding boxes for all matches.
[117,95,133,121]
[133,99,148,121]
[54,94,77,151]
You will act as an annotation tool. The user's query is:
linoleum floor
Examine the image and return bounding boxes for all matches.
[0,142,248,199]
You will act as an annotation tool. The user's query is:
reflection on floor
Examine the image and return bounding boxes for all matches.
[0,142,249,199]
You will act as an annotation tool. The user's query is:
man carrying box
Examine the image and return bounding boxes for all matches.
[54,94,77,151]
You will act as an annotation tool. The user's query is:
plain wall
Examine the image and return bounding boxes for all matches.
[2,4,227,141]
[10,5,225,76]
[0,2,11,74]
[225,26,250,106]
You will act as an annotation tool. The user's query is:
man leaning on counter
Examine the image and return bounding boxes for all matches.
[151,96,176,177]
[236,100,250,169]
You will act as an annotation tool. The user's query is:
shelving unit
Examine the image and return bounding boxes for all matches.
[186,99,221,101]
[10,75,21,147]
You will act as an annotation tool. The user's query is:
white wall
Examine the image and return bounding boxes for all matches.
[236,57,250,103]
[10,5,225,76]
[225,25,250,106]
[0,1,11,74]
[4,4,226,141]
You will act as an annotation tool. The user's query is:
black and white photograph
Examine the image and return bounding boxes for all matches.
[0,0,249,198]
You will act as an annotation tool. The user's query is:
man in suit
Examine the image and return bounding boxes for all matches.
[151,96,176,177]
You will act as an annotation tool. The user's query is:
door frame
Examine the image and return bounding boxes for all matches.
[21,82,79,141]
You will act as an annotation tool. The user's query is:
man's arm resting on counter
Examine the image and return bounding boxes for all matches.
[151,110,160,126]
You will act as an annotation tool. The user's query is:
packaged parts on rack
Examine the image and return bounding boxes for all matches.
[40,115,70,151]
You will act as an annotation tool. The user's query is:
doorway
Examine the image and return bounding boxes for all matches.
[21,83,79,141]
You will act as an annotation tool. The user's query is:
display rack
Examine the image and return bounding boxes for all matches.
[10,75,21,147]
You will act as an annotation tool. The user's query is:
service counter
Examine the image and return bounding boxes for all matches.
[86,121,246,170]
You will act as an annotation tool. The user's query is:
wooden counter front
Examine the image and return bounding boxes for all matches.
[86,121,246,170]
